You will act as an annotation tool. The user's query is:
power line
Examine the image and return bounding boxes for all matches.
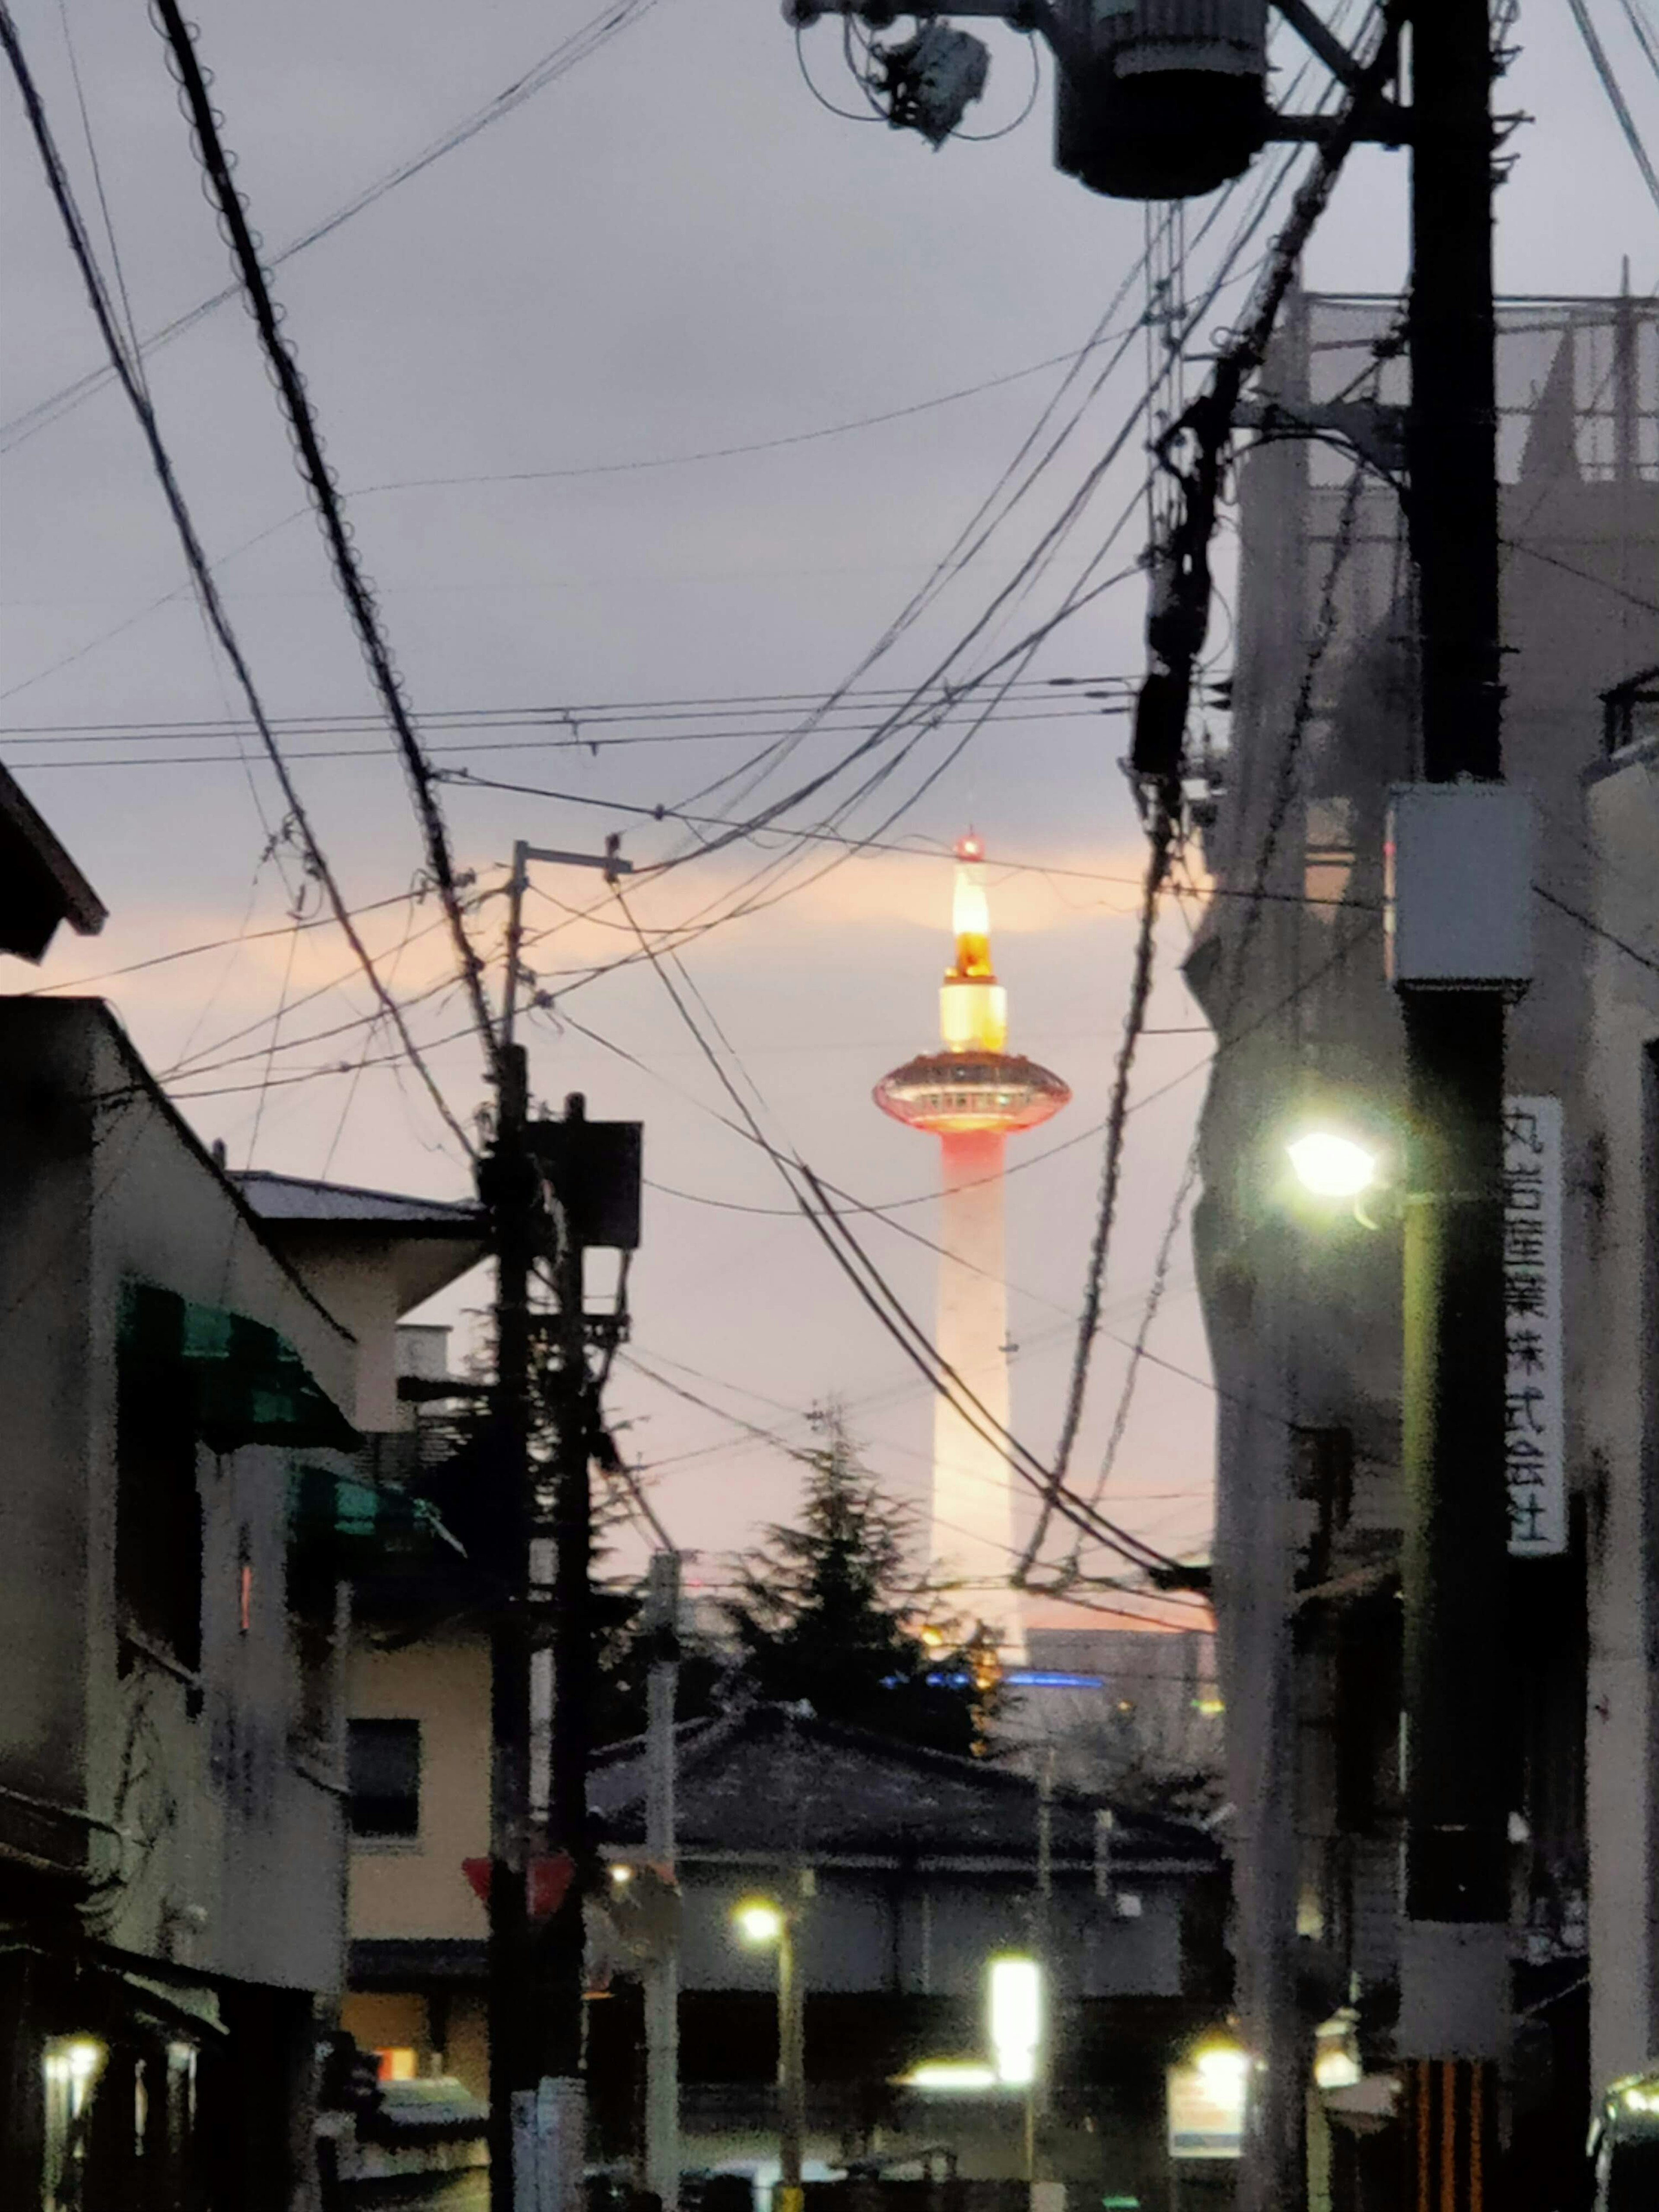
[149,0,499,1090]
[1616,0,1659,83]
[1534,882,1659,977]
[610,886,1184,1580]
[21,882,439,996]
[618,1351,1201,1629]
[0,673,1132,743]
[0,0,667,452]
[1566,0,1659,213]
[1029,806,1174,1565]
[0,1,474,1159]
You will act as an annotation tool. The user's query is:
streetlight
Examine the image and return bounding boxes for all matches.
[1285,1128,1380,1199]
[987,1955,1042,2088]
[731,1896,804,2211]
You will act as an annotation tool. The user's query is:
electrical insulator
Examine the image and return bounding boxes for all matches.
[1052,0,1270,200]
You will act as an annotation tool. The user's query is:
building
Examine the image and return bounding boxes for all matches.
[874,836,1070,1648]
[0,991,481,2211]
[1014,1628,1224,1807]
[1184,290,1659,2210]
[1580,676,1659,2106]
[339,1502,1233,2212]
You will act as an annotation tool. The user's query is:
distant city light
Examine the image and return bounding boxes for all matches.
[1287,1130,1379,1199]
[1004,1669,1105,1690]
[988,1955,1043,2088]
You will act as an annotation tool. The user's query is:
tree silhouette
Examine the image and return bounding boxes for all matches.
[724,1407,992,1756]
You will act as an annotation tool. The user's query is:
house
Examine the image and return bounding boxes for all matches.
[342,1525,1232,2212]
[588,1703,1230,2205]
[1183,290,1659,2209]
[0,992,482,2212]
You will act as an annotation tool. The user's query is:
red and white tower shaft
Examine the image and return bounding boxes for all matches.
[874,839,1069,1653]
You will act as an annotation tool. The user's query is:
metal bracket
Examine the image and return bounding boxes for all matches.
[1236,397,1408,480]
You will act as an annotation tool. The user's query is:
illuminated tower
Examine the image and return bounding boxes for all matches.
[874,837,1070,1647]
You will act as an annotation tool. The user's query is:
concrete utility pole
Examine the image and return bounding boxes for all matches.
[643,1551,682,2207]
[778,1895,807,2204]
[486,841,636,2212]
[1395,2,1514,2200]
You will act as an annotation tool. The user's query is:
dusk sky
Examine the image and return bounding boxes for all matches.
[4,0,1655,1625]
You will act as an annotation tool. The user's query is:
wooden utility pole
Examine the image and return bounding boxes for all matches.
[1397,1,1513,2200]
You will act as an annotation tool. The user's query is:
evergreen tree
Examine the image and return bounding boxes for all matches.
[724,1408,991,1756]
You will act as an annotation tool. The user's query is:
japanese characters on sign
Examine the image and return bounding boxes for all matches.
[1503,1095,1565,1557]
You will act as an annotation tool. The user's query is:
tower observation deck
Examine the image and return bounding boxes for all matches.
[874,837,1070,1651]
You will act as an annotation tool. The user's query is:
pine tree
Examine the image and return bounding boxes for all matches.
[724,1407,990,1756]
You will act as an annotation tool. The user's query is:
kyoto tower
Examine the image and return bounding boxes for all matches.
[874,836,1069,1644]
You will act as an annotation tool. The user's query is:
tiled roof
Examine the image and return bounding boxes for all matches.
[590,1703,1219,1872]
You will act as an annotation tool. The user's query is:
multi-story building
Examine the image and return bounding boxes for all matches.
[1184,290,1659,2211]
[1580,672,1659,2110]
[0,988,481,2212]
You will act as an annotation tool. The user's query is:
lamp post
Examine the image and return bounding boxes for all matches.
[731,1897,804,2209]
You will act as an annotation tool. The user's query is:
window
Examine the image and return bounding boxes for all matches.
[116,1360,203,1672]
[347,1719,421,1839]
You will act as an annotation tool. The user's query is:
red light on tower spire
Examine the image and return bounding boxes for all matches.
[873,839,1070,1652]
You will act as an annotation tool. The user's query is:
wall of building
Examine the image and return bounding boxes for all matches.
[1582,735,1659,2098]
[346,1629,490,1941]
[283,1240,405,1434]
[0,998,358,1999]
[1186,294,1659,2207]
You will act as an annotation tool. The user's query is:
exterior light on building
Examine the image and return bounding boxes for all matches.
[1287,1130,1379,1199]
[1314,2046,1363,2091]
[732,1897,785,1948]
[1193,2040,1251,2097]
[903,2061,999,2092]
[1313,2009,1362,2092]
[987,1954,1043,2088]
[609,1863,634,1886]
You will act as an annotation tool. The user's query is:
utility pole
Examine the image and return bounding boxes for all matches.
[484,840,636,2212]
[1395,2,1516,2201]
[643,1550,682,2208]
[777,1895,806,2207]
[486,1027,539,2212]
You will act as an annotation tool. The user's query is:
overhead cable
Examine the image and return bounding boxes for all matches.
[0,0,667,452]
[149,0,500,1086]
[0,1,475,1157]
[1566,0,1659,213]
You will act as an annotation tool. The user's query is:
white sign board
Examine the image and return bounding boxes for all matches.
[1166,2061,1244,2162]
[1503,1095,1565,1557]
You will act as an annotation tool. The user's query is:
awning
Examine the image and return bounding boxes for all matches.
[288,1462,461,1561]
[121,1282,358,1454]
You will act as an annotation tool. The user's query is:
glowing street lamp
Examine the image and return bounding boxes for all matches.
[733,1897,785,1948]
[730,1898,804,2206]
[987,1955,1043,2088]
[1286,1129,1380,1200]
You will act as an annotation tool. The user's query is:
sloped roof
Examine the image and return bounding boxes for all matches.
[0,764,106,962]
[235,1170,485,1313]
[589,1702,1219,1874]
[235,1170,480,1228]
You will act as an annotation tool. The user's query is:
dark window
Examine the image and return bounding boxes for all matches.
[347,1719,420,1839]
[116,1362,203,1672]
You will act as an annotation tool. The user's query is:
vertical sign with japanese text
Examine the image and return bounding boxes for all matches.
[1503,1094,1565,1556]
